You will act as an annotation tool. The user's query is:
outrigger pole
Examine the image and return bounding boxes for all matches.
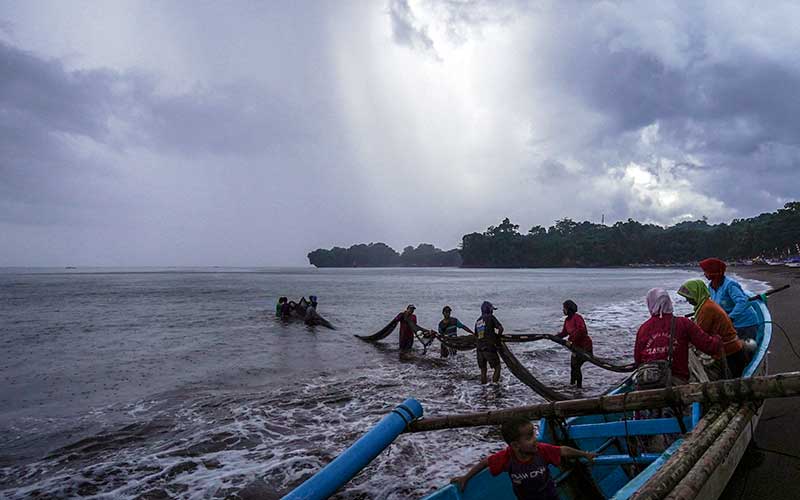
[406,371,800,432]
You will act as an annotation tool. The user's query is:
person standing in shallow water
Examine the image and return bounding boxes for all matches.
[438,306,474,358]
[394,304,427,352]
[556,300,593,388]
[474,301,503,384]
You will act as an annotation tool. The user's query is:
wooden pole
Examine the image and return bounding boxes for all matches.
[629,404,741,500]
[664,404,757,500]
[406,372,800,433]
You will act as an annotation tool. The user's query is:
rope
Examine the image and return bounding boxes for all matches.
[764,320,800,363]
[502,333,636,372]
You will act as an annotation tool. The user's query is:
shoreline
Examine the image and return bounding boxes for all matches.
[720,264,800,499]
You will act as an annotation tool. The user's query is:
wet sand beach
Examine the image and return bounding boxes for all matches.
[723,265,800,499]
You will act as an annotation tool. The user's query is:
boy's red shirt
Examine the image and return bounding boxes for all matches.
[487,443,561,475]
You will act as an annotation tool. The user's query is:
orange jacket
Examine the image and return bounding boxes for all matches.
[695,300,742,357]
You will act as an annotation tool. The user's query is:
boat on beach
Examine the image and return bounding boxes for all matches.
[284,296,778,499]
[416,297,772,500]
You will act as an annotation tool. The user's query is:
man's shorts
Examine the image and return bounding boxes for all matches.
[477,347,500,369]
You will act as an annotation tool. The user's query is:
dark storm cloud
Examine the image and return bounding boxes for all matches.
[0,40,329,223]
[421,1,800,220]
[563,43,800,213]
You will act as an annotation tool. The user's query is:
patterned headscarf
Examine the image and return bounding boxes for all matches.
[646,288,674,318]
[677,279,710,316]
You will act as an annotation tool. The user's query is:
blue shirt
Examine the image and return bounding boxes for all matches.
[708,277,758,328]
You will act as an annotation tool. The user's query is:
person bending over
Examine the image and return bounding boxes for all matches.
[394,304,428,352]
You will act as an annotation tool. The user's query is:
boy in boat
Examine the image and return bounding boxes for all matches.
[556,299,593,388]
[438,305,474,358]
[451,416,596,499]
[475,301,503,384]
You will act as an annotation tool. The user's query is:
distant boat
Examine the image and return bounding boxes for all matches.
[786,256,800,268]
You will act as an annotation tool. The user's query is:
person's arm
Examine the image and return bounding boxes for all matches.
[494,317,504,335]
[727,283,754,325]
[684,318,723,356]
[560,446,597,462]
[451,457,488,492]
[557,320,569,338]
[457,320,474,335]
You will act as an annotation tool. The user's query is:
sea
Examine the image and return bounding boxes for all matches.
[0,267,768,499]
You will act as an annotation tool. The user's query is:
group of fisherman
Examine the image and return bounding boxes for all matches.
[448,257,761,499]
[390,257,759,394]
[275,295,319,324]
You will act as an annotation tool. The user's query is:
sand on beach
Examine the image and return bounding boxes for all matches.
[722,265,800,499]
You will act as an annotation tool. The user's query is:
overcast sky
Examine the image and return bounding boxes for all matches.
[1,1,799,266]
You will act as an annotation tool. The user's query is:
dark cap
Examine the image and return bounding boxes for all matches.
[481,301,497,315]
[442,305,452,313]
[407,304,416,310]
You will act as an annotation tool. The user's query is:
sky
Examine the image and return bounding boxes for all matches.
[1,0,799,266]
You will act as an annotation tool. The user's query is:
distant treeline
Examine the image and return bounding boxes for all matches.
[307,243,461,268]
[307,202,800,268]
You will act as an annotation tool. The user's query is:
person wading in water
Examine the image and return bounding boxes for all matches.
[394,304,428,352]
[556,299,593,389]
[475,301,503,384]
[438,306,474,358]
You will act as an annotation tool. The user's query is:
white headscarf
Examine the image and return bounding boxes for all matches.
[646,288,674,318]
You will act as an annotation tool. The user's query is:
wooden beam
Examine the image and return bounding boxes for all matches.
[407,372,800,432]
[664,404,757,500]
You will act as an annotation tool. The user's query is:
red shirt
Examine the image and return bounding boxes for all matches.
[558,313,592,351]
[488,444,561,500]
[634,314,722,381]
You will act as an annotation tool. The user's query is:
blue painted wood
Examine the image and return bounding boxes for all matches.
[692,402,702,427]
[566,417,692,439]
[421,468,516,500]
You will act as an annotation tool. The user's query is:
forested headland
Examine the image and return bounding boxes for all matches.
[307,202,800,268]
[307,243,461,268]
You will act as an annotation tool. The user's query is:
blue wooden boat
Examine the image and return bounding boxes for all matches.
[283,298,774,500]
[421,299,772,500]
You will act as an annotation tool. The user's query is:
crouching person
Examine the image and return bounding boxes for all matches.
[451,417,595,499]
